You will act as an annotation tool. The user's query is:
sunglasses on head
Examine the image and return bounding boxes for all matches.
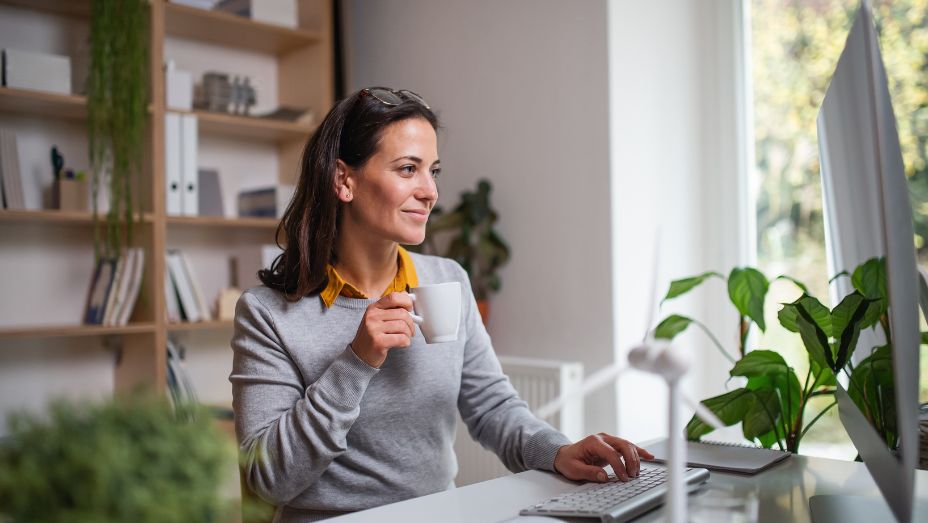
[362,87,431,110]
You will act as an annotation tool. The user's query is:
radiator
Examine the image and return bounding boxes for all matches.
[453,356,584,486]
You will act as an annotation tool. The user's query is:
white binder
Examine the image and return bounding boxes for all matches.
[165,113,183,215]
[181,114,199,216]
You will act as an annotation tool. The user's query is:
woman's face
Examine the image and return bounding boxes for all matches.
[341,117,440,246]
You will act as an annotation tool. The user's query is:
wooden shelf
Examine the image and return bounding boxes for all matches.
[0,323,157,340]
[167,320,233,332]
[0,87,87,120]
[0,0,91,18]
[164,2,322,55]
[166,215,279,229]
[171,109,314,142]
[0,209,155,225]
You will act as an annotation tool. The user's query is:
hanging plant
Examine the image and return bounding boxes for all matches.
[87,0,149,259]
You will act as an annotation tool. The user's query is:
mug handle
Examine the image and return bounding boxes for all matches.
[407,292,424,324]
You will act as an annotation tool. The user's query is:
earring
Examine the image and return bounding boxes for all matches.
[345,191,352,201]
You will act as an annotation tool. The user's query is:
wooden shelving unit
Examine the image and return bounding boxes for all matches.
[166,320,233,332]
[0,87,87,120]
[166,215,279,229]
[0,209,155,225]
[164,2,322,55]
[0,0,333,396]
[0,323,157,340]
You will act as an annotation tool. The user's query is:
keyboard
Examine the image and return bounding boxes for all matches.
[519,464,710,522]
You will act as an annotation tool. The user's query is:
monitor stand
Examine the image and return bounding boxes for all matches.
[809,495,895,522]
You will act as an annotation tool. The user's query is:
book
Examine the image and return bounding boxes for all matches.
[83,257,117,325]
[116,248,145,326]
[0,129,24,209]
[165,113,183,215]
[180,114,198,216]
[167,250,201,322]
[643,438,791,475]
[179,250,211,321]
[101,253,128,326]
[197,168,224,217]
[164,259,182,323]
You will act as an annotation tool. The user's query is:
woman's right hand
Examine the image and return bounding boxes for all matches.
[350,292,416,368]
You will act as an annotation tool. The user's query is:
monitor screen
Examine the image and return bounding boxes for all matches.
[817,3,921,522]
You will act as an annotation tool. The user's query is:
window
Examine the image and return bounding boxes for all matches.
[749,0,928,458]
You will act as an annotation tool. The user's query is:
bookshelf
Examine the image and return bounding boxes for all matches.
[0,0,332,400]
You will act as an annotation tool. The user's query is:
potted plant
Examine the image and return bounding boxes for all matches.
[654,257,899,454]
[412,179,511,324]
[0,394,271,522]
[87,0,149,259]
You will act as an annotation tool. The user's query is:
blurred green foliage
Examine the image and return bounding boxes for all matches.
[0,395,242,523]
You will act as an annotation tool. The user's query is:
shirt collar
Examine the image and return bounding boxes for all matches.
[320,246,419,308]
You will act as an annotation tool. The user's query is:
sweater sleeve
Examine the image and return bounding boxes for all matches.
[453,265,572,473]
[230,291,379,506]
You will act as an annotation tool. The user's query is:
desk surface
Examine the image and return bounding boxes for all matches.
[328,454,928,523]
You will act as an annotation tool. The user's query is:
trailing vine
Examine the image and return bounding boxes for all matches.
[87,0,149,260]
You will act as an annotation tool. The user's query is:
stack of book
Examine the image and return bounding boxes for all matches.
[83,248,146,326]
[0,129,25,209]
[165,249,212,323]
[166,338,198,411]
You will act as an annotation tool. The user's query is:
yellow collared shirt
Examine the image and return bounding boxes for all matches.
[320,246,419,308]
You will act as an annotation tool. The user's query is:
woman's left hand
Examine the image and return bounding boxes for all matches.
[553,433,654,483]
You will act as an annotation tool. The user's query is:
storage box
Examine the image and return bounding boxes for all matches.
[2,49,71,95]
[55,178,89,211]
[237,184,294,218]
[165,61,193,111]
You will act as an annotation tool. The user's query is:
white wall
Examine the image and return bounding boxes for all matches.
[609,0,752,443]
[344,0,617,435]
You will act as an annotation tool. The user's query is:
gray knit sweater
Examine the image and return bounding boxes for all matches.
[230,253,571,522]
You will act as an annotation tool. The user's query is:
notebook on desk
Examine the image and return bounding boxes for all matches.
[643,438,791,475]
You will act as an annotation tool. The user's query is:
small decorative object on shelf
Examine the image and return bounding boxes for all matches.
[194,71,257,115]
[51,146,89,212]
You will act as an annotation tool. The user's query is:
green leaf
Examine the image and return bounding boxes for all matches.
[922,332,928,345]
[740,358,801,432]
[662,272,723,304]
[775,274,809,294]
[810,358,837,387]
[685,388,752,440]
[742,388,781,440]
[654,315,693,340]
[851,257,887,302]
[728,267,770,331]
[829,270,850,284]
[730,350,788,378]
[778,295,831,336]
[832,292,880,369]
[756,430,779,449]
[792,301,834,372]
[848,346,896,443]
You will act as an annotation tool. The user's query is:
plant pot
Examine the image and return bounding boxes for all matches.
[476,299,490,327]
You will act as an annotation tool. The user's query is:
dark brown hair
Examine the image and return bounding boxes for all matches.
[258,88,440,301]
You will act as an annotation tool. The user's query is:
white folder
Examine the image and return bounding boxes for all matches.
[165,113,183,215]
[181,114,199,216]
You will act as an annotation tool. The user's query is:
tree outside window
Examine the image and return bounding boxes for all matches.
[751,0,928,458]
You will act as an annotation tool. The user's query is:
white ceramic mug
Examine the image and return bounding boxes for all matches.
[408,282,461,344]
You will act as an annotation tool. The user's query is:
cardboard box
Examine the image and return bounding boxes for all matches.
[55,178,89,211]
[2,49,71,95]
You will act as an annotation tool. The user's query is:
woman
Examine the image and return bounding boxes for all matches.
[230,87,653,522]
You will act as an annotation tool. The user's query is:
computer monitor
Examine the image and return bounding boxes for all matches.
[815,2,921,522]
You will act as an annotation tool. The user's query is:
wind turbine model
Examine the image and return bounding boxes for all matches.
[535,236,721,523]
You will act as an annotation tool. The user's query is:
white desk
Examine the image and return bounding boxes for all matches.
[328,454,928,522]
